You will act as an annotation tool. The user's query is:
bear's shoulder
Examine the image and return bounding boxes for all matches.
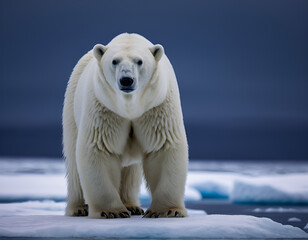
[133,90,184,152]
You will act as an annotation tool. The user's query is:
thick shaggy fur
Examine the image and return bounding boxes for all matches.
[63,33,188,218]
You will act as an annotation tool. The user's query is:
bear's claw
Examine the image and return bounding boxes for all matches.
[66,204,88,217]
[143,208,187,218]
[119,212,130,218]
[126,206,144,215]
[100,210,130,219]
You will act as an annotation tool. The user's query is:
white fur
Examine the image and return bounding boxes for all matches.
[63,33,188,218]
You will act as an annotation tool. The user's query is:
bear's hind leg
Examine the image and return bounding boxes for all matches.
[63,119,87,216]
[120,163,144,215]
[65,155,88,216]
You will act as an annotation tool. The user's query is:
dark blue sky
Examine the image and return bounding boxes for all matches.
[0,0,307,159]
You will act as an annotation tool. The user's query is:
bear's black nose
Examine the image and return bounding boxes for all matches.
[120,77,134,87]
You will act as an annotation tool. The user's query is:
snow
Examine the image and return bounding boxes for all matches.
[0,214,307,239]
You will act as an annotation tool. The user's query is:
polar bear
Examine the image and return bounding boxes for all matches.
[63,33,188,219]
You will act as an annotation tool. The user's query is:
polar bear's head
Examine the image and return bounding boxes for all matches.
[92,33,167,119]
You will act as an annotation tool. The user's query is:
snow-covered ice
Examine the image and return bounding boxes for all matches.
[187,171,308,204]
[254,207,308,213]
[0,174,66,201]
[288,217,302,222]
[0,200,66,216]
[0,214,307,239]
[231,174,308,203]
[0,200,307,239]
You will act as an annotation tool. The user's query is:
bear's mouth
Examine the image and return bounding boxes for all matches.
[118,77,135,93]
[120,87,135,93]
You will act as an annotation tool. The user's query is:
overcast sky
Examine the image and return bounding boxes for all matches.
[0,0,307,159]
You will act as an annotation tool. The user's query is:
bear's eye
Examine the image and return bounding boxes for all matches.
[112,59,119,65]
[137,60,143,66]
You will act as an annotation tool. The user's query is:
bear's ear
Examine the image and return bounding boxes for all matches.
[93,44,108,61]
[150,44,164,62]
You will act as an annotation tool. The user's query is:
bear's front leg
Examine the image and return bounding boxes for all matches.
[143,142,188,218]
[76,142,130,219]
